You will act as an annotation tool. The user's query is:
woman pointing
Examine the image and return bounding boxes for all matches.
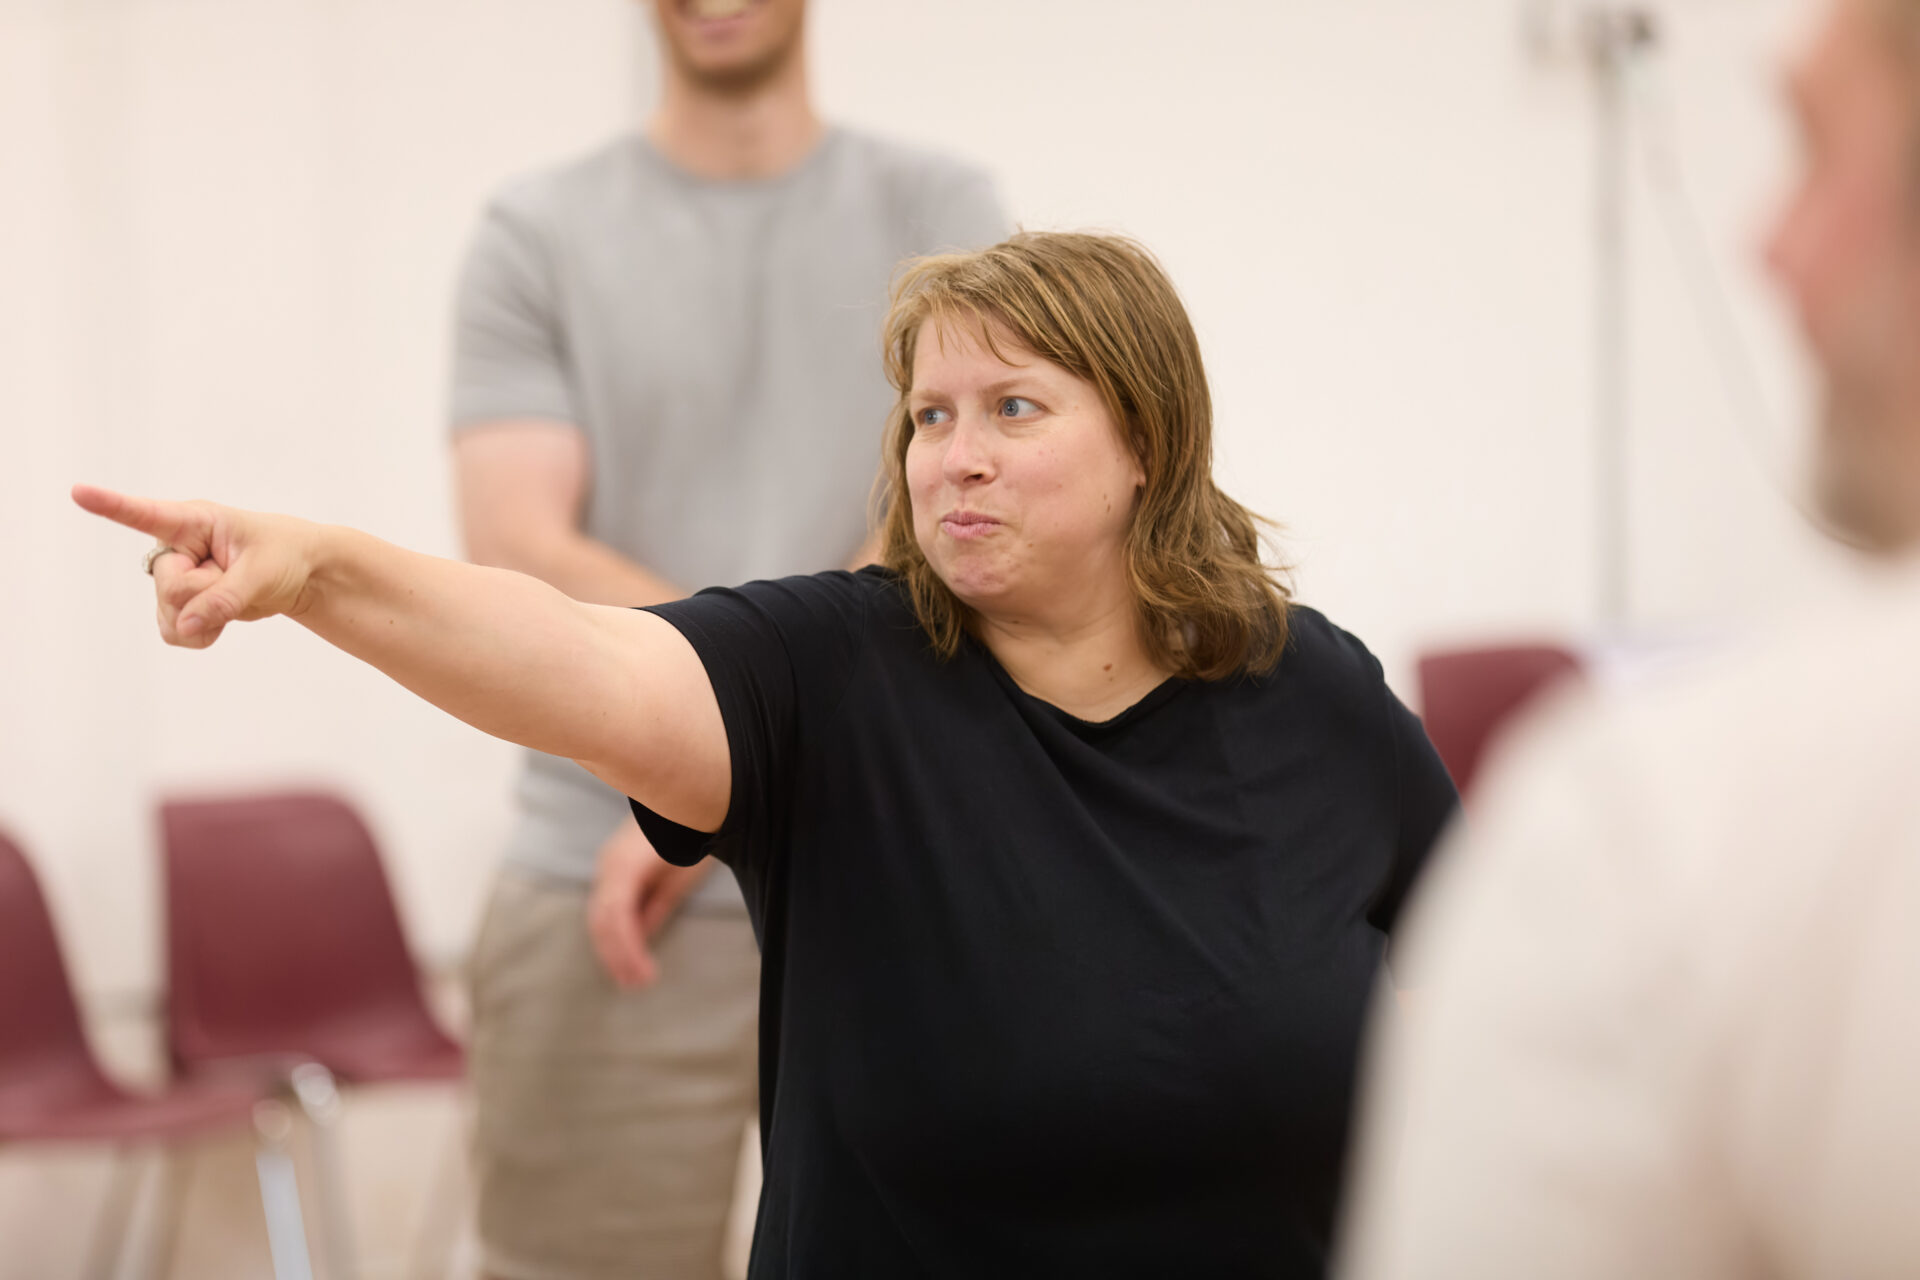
[77,232,1458,1279]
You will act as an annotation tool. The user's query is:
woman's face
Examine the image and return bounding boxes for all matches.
[905,317,1145,624]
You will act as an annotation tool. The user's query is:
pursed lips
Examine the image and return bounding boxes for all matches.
[940,511,1003,541]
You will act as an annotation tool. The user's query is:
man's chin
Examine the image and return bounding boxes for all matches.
[675,45,789,93]
[663,4,798,95]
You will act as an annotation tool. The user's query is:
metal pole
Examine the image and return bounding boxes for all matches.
[1586,5,1659,627]
[1591,7,1631,626]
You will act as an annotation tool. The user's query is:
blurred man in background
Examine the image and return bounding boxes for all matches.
[1337,0,1920,1276]
[448,1,1004,1275]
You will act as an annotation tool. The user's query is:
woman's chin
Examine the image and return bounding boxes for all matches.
[935,561,1014,612]
[918,536,1029,613]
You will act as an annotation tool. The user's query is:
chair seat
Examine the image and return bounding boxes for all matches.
[323,1035,463,1085]
[0,1070,261,1144]
[182,1006,465,1088]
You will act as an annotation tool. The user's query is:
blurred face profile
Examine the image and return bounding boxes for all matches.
[905,319,1146,619]
[648,0,807,92]
[1766,0,1920,551]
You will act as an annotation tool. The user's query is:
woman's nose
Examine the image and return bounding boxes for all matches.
[941,418,995,484]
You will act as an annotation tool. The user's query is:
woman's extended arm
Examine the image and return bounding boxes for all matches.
[71,484,729,832]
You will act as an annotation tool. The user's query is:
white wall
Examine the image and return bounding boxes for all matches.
[1,0,1840,1008]
[810,0,1843,642]
[1,0,645,1003]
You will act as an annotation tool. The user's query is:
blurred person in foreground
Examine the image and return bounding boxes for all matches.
[1338,1,1920,1275]
[75,230,1458,1277]
[447,0,1002,1275]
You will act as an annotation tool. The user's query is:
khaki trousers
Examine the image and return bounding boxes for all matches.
[469,869,759,1280]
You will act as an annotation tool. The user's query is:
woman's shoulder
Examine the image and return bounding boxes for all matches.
[705,564,900,614]
[1223,606,1409,759]
[1270,604,1389,691]
[649,569,911,711]
[697,566,920,659]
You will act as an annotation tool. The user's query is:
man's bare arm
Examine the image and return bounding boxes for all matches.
[454,420,685,606]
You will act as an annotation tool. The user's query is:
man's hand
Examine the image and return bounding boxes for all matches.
[587,822,714,988]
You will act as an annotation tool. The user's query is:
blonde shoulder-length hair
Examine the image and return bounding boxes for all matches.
[876,231,1291,681]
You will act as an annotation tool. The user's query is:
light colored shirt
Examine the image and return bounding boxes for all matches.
[1339,560,1920,1280]
[449,128,1007,892]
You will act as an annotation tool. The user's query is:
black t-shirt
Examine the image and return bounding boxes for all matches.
[630,568,1459,1279]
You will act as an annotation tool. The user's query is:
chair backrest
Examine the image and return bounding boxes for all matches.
[159,791,429,1073]
[0,830,107,1102]
[1416,644,1584,801]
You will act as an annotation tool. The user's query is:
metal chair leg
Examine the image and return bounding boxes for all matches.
[405,1092,470,1280]
[81,1145,146,1280]
[289,1062,358,1280]
[149,1145,197,1280]
[253,1096,316,1280]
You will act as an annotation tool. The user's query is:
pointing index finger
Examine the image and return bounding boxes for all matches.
[71,485,208,553]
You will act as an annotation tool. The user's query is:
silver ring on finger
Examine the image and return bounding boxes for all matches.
[143,544,182,576]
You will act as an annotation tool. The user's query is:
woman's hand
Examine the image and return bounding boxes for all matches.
[72,484,323,648]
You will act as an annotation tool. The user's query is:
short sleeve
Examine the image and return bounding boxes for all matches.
[448,200,578,430]
[626,570,877,882]
[1369,691,1462,937]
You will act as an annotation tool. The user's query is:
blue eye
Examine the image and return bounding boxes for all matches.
[915,406,950,428]
[1000,397,1039,417]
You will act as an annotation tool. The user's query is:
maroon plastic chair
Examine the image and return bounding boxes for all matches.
[0,828,312,1279]
[159,790,466,1279]
[158,791,463,1086]
[1416,643,1584,802]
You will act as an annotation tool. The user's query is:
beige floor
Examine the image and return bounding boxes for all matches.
[0,976,759,1280]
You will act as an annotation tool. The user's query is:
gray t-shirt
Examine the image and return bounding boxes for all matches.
[449,127,1007,896]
